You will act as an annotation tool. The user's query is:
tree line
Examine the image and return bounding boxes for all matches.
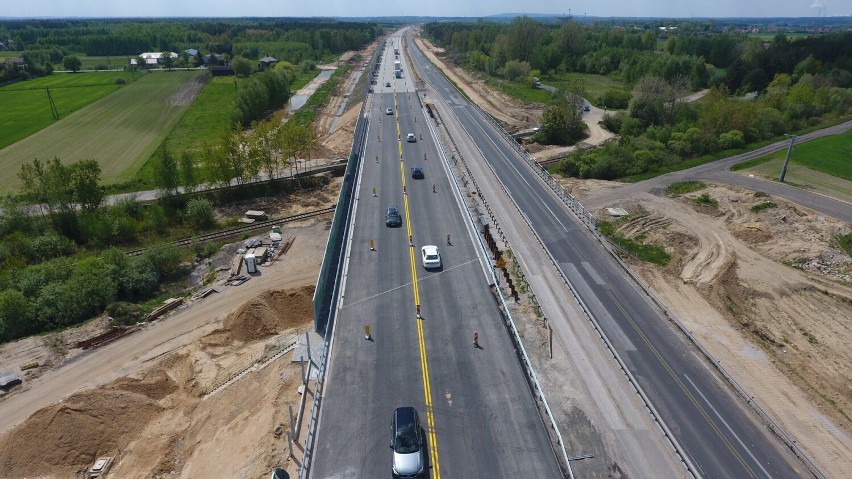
[0,18,379,83]
[423,18,851,94]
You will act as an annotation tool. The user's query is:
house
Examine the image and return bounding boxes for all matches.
[203,53,225,66]
[185,48,199,57]
[130,52,178,68]
[259,56,278,70]
[5,57,26,70]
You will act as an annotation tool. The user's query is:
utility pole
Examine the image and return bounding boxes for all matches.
[779,134,796,182]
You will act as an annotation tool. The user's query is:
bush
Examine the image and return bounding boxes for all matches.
[718,130,745,149]
[143,243,183,281]
[27,233,77,260]
[693,192,718,208]
[837,233,852,256]
[114,77,127,85]
[597,89,631,109]
[184,198,215,230]
[17,257,75,297]
[0,290,33,341]
[117,257,159,301]
[106,302,146,326]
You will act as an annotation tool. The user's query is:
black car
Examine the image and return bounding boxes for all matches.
[410,167,424,179]
[391,407,426,478]
[385,205,402,227]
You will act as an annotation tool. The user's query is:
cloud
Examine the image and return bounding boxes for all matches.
[809,0,824,8]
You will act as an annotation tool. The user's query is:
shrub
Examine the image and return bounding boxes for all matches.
[718,130,745,149]
[693,192,718,208]
[597,89,631,109]
[17,257,75,297]
[117,257,159,301]
[143,243,183,281]
[106,302,146,326]
[114,77,127,85]
[27,233,77,260]
[184,198,215,230]
[750,201,777,213]
[836,233,852,256]
[0,289,33,341]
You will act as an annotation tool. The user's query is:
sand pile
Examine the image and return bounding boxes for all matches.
[214,286,315,344]
[0,389,163,478]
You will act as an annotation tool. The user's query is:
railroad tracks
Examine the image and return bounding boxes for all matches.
[126,206,335,256]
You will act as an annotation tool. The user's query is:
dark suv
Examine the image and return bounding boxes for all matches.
[391,407,425,478]
[385,205,402,227]
[410,167,424,179]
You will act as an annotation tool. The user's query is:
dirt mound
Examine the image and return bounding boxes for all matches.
[0,389,163,478]
[108,368,179,401]
[205,286,315,345]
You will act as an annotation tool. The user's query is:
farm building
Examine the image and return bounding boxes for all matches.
[259,56,278,70]
[130,51,178,68]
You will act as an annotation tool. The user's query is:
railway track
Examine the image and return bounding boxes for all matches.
[126,206,335,256]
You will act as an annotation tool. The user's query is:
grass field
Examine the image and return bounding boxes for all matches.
[0,70,204,194]
[540,72,628,105]
[731,130,852,204]
[0,71,136,149]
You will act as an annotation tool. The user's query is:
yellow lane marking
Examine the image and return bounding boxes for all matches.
[605,290,758,478]
[396,94,439,476]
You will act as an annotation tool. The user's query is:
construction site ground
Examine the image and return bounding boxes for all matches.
[0,33,850,478]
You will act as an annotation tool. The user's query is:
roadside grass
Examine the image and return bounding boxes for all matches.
[55,55,128,71]
[0,71,136,149]
[598,220,671,266]
[838,233,852,256]
[734,130,852,181]
[693,192,718,208]
[666,180,706,195]
[290,66,348,125]
[0,70,203,194]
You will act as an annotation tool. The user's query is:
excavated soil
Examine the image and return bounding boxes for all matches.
[0,285,314,479]
[594,183,852,474]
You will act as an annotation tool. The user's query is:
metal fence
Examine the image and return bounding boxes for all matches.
[302,41,383,479]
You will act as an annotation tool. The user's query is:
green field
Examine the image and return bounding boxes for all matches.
[732,130,852,204]
[0,71,136,148]
[0,70,204,194]
[540,72,628,105]
[55,55,130,71]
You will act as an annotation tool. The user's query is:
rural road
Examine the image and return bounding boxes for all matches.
[584,119,852,223]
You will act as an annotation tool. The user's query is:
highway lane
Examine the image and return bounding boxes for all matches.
[311,35,563,478]
[406,30,810,479]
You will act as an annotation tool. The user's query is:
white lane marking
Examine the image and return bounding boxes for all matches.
[684,374,773,479]
[340,258,478,309]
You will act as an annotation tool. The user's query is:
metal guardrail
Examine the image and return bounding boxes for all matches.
[465,102,828,479]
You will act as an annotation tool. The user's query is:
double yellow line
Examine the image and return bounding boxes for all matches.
[394,89,441,478]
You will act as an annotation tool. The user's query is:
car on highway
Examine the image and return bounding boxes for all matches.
[420,245,441,269]
[406,133,416,142]
[385,205,402,227]
[386,107,393,115]
[391,407,425,478]
[386,82,391,87]
[410,167,424,179]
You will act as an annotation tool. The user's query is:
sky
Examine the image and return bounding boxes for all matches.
[0,0,847,19]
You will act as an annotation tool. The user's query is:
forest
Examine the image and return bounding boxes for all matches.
[422,18,852,179]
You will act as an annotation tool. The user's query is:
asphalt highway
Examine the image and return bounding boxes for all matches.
[310,34,563,479]
[404,29,810,479]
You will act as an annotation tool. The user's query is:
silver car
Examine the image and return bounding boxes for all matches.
[391,407,425,478]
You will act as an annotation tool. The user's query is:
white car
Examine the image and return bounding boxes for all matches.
[406,133,416,142]
[386,107,393,115]
[420,245,441,269]
[269,226,282,243]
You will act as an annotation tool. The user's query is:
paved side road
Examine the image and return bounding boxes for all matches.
[584,119,852,223]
